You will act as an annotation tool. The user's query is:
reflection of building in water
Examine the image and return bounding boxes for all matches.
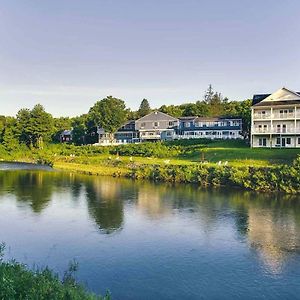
[136,185,171,218]
[247,207,298,273]
[85,177,124,234]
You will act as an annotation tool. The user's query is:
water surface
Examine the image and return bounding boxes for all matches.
[0,162,300,299]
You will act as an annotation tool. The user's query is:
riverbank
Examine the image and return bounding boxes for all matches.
[1,140,300,193]
[53,157,300,193]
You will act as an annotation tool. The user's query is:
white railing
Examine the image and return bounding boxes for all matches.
[273,113,295,119]
[253,112,300,120]
[252,128,300,134]
[253,114,271,120]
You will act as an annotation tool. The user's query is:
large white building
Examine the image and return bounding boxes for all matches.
[251,87,300,148]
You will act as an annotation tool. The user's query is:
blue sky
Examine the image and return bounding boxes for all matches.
[1,0,300,117]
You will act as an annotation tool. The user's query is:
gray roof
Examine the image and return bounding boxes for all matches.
[137,111,178,122]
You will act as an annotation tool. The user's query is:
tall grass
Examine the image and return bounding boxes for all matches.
[0,243,110,300]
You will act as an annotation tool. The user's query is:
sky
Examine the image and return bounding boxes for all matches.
[1,0,300,117]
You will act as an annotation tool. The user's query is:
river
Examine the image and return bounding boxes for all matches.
[0,162,300,299]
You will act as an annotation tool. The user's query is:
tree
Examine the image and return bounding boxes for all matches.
[72,115,87,145]
[204,84,214,104]
[29,104,54,148]
[88,96,127,134]
[159,105,184,118]
[2,117,19,151]
[16,108,31,146]
[16,104,54,148]
[235,99,252,139]
[0,116,6,143]
[52,117,72,143]
[137,99,151,118]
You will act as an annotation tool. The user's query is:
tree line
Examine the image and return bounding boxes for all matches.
[0,85,251,149]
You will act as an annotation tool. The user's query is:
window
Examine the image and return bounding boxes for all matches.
[185,122,190,128]
[276,124,281,133]
[169,121,174,126]
[154,122,159,127]
[141,122,146,128]
[287,138,291,145]
[298,138,300,144]
[259,138,267,147]
[276,138,281,145]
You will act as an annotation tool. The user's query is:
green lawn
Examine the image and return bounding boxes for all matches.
[171,140,299,167]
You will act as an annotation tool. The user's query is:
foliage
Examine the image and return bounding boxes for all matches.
[52,117,73,143]
[16,104,54,148]
[88,96,127,134]
[0,244,110,300]
[72,115,88,145]
[137,99,151,117]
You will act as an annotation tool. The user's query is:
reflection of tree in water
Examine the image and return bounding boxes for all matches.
[85,177,124,234]
[0,170,54,213]
[229,192,300,273]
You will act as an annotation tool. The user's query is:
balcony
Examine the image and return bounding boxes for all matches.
[252,127,300,134]
[253,112,300,120]
[272,113,295,119]
[253,113,271,120]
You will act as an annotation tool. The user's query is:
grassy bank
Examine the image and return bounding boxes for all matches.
[0,245,109,300]
[1,140,300,193]
[54,157,300,194]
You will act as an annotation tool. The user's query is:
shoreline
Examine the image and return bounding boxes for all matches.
[1,158,300,194]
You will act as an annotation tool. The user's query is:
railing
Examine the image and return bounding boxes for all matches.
[273,113,295,119]
[253,114,271,119]
[254,112,300,119]
[252,128,300,134]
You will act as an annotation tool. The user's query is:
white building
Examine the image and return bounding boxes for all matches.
[251,87,300,148]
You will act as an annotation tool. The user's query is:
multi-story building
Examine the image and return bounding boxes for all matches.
[96,111,243,145]
[97,111,178,145]
[177,116,242,140]
[251,87,300,148]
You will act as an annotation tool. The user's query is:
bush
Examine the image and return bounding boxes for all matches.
[0,244,110,300]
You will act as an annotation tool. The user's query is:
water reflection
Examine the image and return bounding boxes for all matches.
[1,167,300,274]
[85,177,124,234]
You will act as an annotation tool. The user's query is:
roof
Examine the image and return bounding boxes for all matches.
[136,111,178,122]
[179,116,197,120]
[61,130,72,135]
[180,116,242,122]
[252,87,300,107]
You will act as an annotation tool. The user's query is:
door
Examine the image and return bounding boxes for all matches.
[262,138,267,147]
[282,138,286,147]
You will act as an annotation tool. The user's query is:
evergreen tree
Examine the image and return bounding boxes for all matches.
[137,99,151,118]
[204,84,214,104]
